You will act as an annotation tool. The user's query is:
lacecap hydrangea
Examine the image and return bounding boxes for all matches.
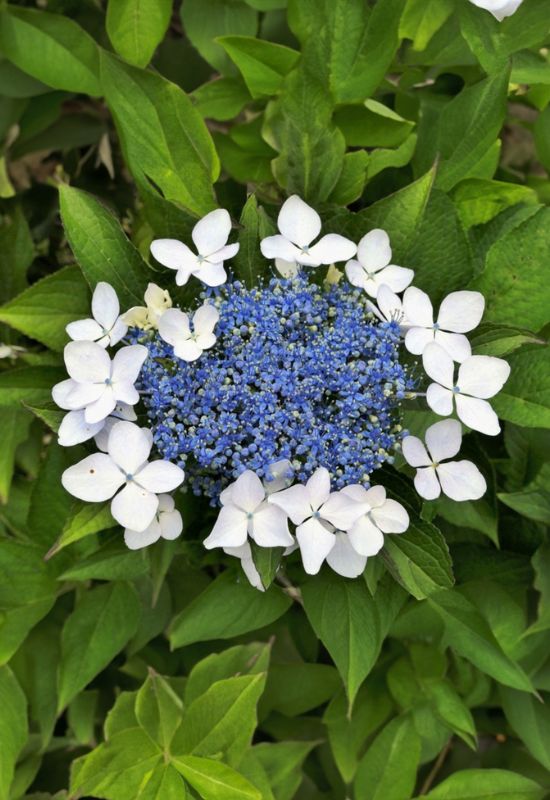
[52,195,511,587]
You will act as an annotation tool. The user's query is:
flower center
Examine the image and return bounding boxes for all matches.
[104,377,113,386]
[125,473,134,482]
[246,512,254,520]
[452,385,461,393]
[433,322,440,331]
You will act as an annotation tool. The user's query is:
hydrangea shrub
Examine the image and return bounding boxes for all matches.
[0,0,550,798]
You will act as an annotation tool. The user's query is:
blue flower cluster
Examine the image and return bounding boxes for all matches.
[133,276,412,500]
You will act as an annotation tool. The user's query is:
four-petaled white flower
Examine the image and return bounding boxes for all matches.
[158,303,219,362]
[124,493,183,550]
[150,209,239,287]
[203,470,294,550]
[423,342,510,436]
[123,283,172,331]
[66,282,127,348]
[52,341,148,424]
[62,421,184,532]
[57,401,136,447]
[260,196,356,274]
[467,0,523,21]
[345,229,413,298]
[341,485,409,555]
[268,467,368,575]
[403,288,484,363]
[402,419,487,501]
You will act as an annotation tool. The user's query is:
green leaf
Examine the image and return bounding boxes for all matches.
[58,582,141,710]
[416,768,546,800]
[0,366,64,409]
[106,0,172,68]
[367,133,418,180]
[301,571,404,706]
[428,590,535,694]
[400,0,454,51]
[492,346,550,429]
[192,77,251,121]
[136,671,184,751]
[173,673,266,764]
[354,716,420,800]
[427,682,476,749]
[0,7,100,96]
[498,463,550,524]
[0,666,27,800]
[0,408,31,504]
[261,662,340,717]
[452,179,538,229]
[180,0,258,75]
[173,755,261,800]
[59,185,151,308]
[100,51,219,216]
[185,643,271,705]
[231,194,276,288]
[59,542,149,582]
[249,543,284,590]
[217,36,299,98]
[47,500,115,558]
[471,323,542,358]
[470,207,550,332]
[169,572,291,648]
[0,206,33,343]
[0,265,90,351]
[334,100,414,148]
[500,687,550,771]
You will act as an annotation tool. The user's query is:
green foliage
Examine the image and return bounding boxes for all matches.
[0,0,549,797]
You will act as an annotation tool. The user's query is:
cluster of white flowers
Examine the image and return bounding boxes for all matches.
[52,195,511,586]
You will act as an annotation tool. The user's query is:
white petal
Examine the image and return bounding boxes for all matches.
[211,242,239,262]
[326,532,367,578]
[159,509,183,540]
[268,483,311,525]
[277,195,321,248]
[357,229,391,272]
[306,467,331,511]
[66,381,105,410]
[64,340,111,383]
[373,265,414,295]
[405,327,435,356]
[123,306,149,329]
[230,470,266,513]
[274,258,300,278]
[145,283,172,313]
[403,287,434,327]
[94,418,115,452]
[159,308,191,347]
[108,420,152,474]
[364,485,387,508]
[423,342,455,389]
[223,542,251,560]
[192,208,231,256]
[437,290,485,333]
[195,331,216,350]
[426,384,454,416]
[320,491,368,531]
[158,493,175,512]
[112,402,138,421]
[340,484,370,504]
[307,234,357,265]
[111,344,148,384]
[437,460,487,501]
[250,502,293,547]
[434,331,471,363]
[345,260,368,290]
[195,261,227,287]
[455,395,501,436]
[264,459,294,494]
[457,355,511,399]
[124,519,162,550]
[174,340,203,361]
[83,386,116,424]
[414,467,441,500]
[296,517,335,575]
[402,435,431,467]
[260,235,302,263]
[203,505,248,549]
[92,282,120,331]
[58,410,104,446]
[377,284,403,322]
[109,318,128,346]
[135,460,184,493]
[112,382,140,407]
[66,318,103,343]
[241,557,264,591]
[150,239,197,270]
[347,516,385,556]
[175,266,196,286]
[52,378,81,410]
[193,303,219,337]
[371,499,409,534]
[425,418,462,463]
[111,482,158,532]
[62,453,124,501]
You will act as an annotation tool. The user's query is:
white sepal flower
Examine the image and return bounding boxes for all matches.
[58,401,137,447]
[467,0,523,21]
[123,283,172,331]
[402,419,487,501]
[66,282,127,348]
[260,195,356,269]
[345,229,413,298]
[423,342,510,436]
[150,209,238,287]
[158,303,219,362]
[268,467,368,575]
[264,459,294,494]
[52,341,148,424]
[124,493,183,550]
[203,470,294,550]
[62,421,184,532]
[341,484,409,556]
[370,284,407,325]
[403,288,484,363]
[223,542,264,592]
